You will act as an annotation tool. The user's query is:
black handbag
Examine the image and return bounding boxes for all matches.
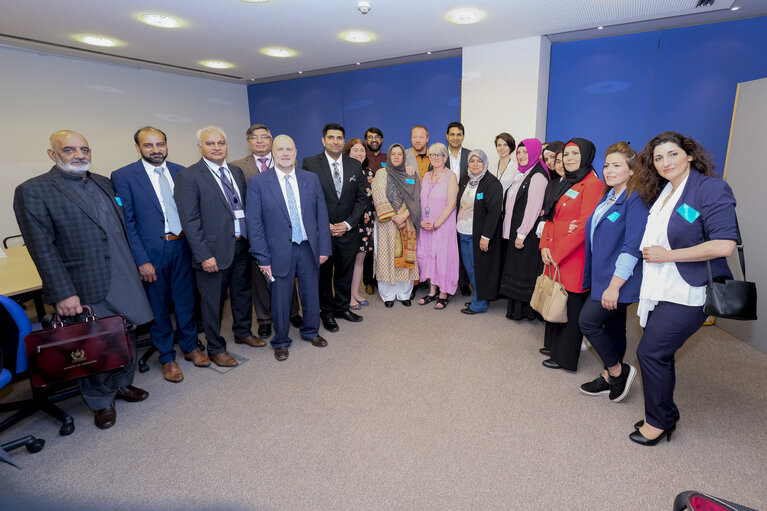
[703,221,757,321]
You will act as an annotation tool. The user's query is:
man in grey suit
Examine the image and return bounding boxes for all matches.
[230,123,273,181]
[175,126,262,368]
[13,130,153,429]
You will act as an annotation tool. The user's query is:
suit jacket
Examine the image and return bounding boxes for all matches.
[174,159,248,270]
[230,153,273,182]
[583,190,649,303]
[446,147,472,184]
[301,153,366,231]
[246,169,332,278]
[13,167,130,305]
[110,159,186,268]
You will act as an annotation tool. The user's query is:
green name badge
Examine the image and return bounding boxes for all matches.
[477,192,484,199]
[676,203,700,223]
[405,178,415,185]
[607,211,620,222]
[115,197,123,207]
[565,188,579,199]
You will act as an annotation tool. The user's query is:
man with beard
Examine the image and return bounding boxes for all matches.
[364,127,386,173]
[14,130,153,429]
[111,127,207,383]
[405,125,432,180]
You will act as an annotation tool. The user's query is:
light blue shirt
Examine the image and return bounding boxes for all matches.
[203,158,243,237]
[590,188,637,281]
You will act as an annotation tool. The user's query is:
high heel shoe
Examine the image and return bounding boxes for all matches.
[629,424,676,446]
[635,417,679,430]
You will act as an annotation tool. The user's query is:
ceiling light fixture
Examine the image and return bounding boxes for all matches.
[298,71,303,74]
[340,30,375,43]
[446,8,485,25]
[731,6,740,10]
[76,35,119,47]
[200,60,233,69]
[261,47,296,58]
[426,51,432,55]
[240,0,270,3]
[139,13,181,28]
[597,26,604,30]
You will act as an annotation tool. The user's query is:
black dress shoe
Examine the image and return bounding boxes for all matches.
[304,335,328,347]
[94,403,116,430]
[258,324,272,339]
[464,302,471,308]
[116,385,149,402]
[335,310,363,322]
[384,301,394,308]
[460,307,484,315]
[629,424,675,446]
[274,347,289,361]
[290,314,303,328]
[542,359,561,369]
[539,348,551,356]
[321,316,339,332]
[635,417,679,430]
[460,285,472,296]
[401,300,411,307]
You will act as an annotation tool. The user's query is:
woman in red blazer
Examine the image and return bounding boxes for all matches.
[539,138,603,371]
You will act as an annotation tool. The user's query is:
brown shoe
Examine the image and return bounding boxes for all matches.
[116,385,149,402]
[94,403,116,429]
[365,284,374,295]
[184,348,211,367]
[235,334,266,348]
[161,361,184,383]
[209,351,238,367]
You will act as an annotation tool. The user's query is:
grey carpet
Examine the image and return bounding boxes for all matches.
[1,296,766,510]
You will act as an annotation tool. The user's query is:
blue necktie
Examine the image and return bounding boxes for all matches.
[218,167,246,237]
[154,167,183,235]
[284,174,303,243]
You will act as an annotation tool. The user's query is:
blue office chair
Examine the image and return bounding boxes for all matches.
[0,295,76,438]
[0,295,45,468]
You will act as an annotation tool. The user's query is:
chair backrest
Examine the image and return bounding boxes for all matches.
[0,295,31,374]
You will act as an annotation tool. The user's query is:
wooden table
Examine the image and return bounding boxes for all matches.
[0,246,46,320]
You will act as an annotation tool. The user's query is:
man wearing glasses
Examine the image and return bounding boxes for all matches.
[364,127,386,173]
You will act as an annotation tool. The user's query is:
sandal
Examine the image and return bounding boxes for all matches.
[418,294,437,306]
[350,303,362,310]
[434,297,449,310]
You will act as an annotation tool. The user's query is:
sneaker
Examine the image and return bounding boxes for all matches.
[608,363,637,403]
[579,375,610,396]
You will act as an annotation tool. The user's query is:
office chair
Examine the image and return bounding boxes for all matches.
[674,490,758,511]
[0,295,77,437]
[2,234,24,249]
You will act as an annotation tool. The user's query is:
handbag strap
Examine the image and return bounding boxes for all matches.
[705,213,745,283]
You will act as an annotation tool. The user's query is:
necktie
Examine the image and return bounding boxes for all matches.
[284,174,303,243]
[332,162,342,198]
[258,157,268,172]
[218,167,247,237]
[154,167,183,235]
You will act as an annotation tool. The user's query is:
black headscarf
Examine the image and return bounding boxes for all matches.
[385,143,421,234]
[540,138,596,221]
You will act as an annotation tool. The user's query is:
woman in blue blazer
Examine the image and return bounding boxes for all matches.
[631,132,737,446]
[578,142,651,403]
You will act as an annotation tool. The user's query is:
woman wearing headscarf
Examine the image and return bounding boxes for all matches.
[499,138,550,320]
[490,132,517,194]
[371,144,421,307]
[539,138,603,370]
[456,149,504,315]
[537,141,566,229]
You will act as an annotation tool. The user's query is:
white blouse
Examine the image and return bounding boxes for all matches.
[637,177,706,327]
[491,158,516,194]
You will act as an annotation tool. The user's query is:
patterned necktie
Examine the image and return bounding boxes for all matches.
[218,167,246,237]
[284,174,303,243]
[332,161,342,198]
[154,167,183,235]
[258,157,268,172]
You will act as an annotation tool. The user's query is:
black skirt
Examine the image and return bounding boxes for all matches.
[498,230,543,302]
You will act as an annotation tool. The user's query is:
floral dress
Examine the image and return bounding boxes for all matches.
[358,167,375,253]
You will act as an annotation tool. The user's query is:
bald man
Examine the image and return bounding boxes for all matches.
[246,135,332,361]
[13,130,154,430]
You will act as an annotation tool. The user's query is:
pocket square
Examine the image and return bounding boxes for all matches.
[349,174,357,183]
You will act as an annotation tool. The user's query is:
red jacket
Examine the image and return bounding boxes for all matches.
[540,171,603,293]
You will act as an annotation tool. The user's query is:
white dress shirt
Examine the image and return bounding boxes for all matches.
[142,159,174,231]
[449,149,462,181]
[276,167,308,240]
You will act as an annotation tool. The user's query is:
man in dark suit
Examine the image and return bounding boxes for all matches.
[13,130,153,429]
[302,123,367,332]
[247,135,332,361]
[174,126,262,368]
[231,124,301,339]
[111,126,207,383]
[446,121,473,297]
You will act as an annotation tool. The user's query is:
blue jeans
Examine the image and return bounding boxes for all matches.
[458,233,487,312]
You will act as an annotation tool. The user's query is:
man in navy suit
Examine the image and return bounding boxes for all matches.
[247,135,332,361]
[111,127,207,383]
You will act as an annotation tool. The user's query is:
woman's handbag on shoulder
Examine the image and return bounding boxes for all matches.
[531,264,568,323]
[703,226,757,320]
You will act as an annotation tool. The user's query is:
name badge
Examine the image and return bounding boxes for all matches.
[565,189,579,199]
[477,192,484,200]
[405,178,415,185]
[115,197,123,207]
[607,211,620,222]
[676,203,700,223]
[234,210,246,219]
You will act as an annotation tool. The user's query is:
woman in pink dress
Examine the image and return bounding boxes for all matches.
[416,143,459,309]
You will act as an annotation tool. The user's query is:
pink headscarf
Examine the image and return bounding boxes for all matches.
[517,138,549,178]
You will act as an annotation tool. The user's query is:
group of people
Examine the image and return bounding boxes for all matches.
[12,122,738,446]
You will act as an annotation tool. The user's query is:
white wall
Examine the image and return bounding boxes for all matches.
[0,44,250,241]
[460,36,551,163]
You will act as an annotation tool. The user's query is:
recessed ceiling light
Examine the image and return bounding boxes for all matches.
[731,6,740,10]
[200,60,234,69]
[426,51,432,55]
[446,8,486,25]
[139,14,182,29]
[76,35,119,47]
[261,47,296,58]
[298,71,303,74]
[240,0,270,3]
[597,26,604,30]
[340,30,375,43]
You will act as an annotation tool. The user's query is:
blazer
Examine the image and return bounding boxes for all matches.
[13,167,130,305]
[446,147,472,184]
[174,159,248,271]
[405,147,433,177]
[301,153,366,231]
[111,159,187,268]
[667,169,737,286]
[230,153,272,182]
[246,169,332,278]
[540,171,603,293]
[583,190,649,303]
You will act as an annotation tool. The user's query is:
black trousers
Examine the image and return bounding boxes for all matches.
[362,250,376,287]
[544,290,589,371]
[319,233,357,317]
[578,297,630,369]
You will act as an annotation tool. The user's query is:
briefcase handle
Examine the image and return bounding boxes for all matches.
[51,305,96,328]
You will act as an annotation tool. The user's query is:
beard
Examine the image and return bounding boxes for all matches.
[143,153,167,165]
[57,157,90,174]
[366,140,380,152]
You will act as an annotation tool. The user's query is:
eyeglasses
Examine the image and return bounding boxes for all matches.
[429,153,446,158]
[366,134,382,140]
[247,135,271,141]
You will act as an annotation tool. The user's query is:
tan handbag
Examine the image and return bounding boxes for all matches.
[531,264,568,323]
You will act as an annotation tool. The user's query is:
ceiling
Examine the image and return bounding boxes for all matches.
[1,0,764,84]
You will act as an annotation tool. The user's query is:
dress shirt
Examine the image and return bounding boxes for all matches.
[324,152,352,231]
[365,149,387,172]
[589,188,638,281]
[141,159,175,233]
[276,167,308,240]
[502,171,548,240]
[456,186,477,236]
[449,149,462,181]
[203,158,244,237]
[253,153,273,171]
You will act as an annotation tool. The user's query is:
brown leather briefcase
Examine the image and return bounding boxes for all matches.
[24,306,133,388]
